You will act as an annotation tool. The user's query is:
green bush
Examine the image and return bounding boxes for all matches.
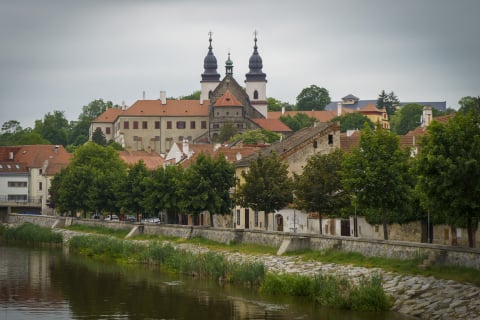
[3,223,63,245]
[349,274,391,311]
[229,261,265,285]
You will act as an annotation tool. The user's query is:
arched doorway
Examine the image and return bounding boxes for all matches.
[275,214,283,231]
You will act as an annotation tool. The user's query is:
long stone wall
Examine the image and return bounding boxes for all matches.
[4,214,480,270]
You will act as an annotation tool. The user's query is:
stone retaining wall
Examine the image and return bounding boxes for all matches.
[5,214,480,270]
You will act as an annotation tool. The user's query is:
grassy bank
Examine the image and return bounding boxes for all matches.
[0,222,63,245]
[68,233,391,311]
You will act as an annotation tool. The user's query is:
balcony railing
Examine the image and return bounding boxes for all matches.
[0,196,42,206]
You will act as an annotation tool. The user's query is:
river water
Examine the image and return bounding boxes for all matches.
[0,244,413,320]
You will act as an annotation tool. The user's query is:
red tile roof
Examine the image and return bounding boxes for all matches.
[117,150,165,170]
[250,118,292,132]
[92,108,125,123]
[360,104,383,113]
[0,145,71,175]
[214,90,242,107]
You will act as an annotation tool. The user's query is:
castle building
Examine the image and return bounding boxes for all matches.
[90,33,290,154]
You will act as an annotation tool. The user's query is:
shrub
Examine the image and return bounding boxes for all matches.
[3,222,63,245]
[349,274,391,311]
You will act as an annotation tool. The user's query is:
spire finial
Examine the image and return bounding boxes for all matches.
[253,30,258,49]
[208,30,213,49]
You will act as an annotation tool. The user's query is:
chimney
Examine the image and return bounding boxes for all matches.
[182,138,189,158]
[281,106,285,115]
[142,91,146,100]
[422,106,433,127]
[160,91,166,105]
[337,102,343,117]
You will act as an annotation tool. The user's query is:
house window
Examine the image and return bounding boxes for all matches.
[8,194,27,201]
[133,121,139,129]
[179,136,183,141]
[253,90,259,99]
[212,124,219,129]
[374,225,380,233]
[236,209,240,225]
[176,121,186,129]
[124,121,129,129]
[106,127,111,134]
[328,134,333,145]
[254,210,259,227]
[142,121,148,129]
[155,121,160,129]
[167,121,172,129]
[8,181,27,187]
[313,140,318,149]
[226,112,230,116]
[39,182,42,191]
[201,121,207,129]
[154,136,160,141]
[190,121,196,129]
[133,136,138,141]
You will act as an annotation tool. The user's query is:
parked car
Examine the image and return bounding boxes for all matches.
[91,213,102,220]
[125,215,136,222]
[104,214,119,221]
[142,217,161,224]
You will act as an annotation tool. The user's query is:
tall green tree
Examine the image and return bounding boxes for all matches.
[230,129,280,144]
[179,153,235,226]
[415,111,480,247]
[117,160,149,220]
[331,112,374,133]
[216,122,237,143]
[50,142,126,217]
[179,90,201,100]
[390,104,445,135]
[92,127,107,146]
[33,110,71,146]
[458,96,480,114]
[234,152,293,229]
[143,165,184,223]
[296,85,331,111]
[267,97,294,112]
[376,90,399,117]
[294,149,349,234]
[342,124,413,240]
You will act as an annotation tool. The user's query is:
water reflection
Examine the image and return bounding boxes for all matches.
[0,245,413,320]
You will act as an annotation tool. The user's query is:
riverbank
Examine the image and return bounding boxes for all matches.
[56,228,480,320]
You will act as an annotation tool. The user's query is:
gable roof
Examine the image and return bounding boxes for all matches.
[214,90,242,107]
[250,118,292,132]
[0,145,71,175]
[92,107,125,123]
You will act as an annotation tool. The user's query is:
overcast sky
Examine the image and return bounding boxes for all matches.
[1,0,479,128]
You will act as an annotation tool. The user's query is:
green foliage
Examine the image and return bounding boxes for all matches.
[69,234,138,260]
[143,165,184,222]
[117,160,149,216]
[2,223,63,244]
[260,272,390,311]
[91,127,107,146]
[235,152,293,215]
[50,142,127,216]
[458,96,480,114]
[376,90,399,117]
[267,97,294,112]
[294,149,349,218]
[179,153,236,221]
[342,124,415,239]
[279,113,316,131]
[216,122,237,143]
[33,110,71,146]
[230,129,280,144]
[296,85,331,111]
[331,112,374,133]
[179,90,201,100]
[415,111,480,247]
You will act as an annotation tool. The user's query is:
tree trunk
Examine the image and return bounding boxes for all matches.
[382,207,388,240]
[209,212,214,227]
[467,216,475,248]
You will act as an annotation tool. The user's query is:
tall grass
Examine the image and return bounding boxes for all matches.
[1,222,63,245]
[260,272,391,311]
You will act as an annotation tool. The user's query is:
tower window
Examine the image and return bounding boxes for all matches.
[328,134,334,145]
[253,90,259,99]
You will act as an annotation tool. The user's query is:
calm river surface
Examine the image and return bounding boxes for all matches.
[0,244,413,320]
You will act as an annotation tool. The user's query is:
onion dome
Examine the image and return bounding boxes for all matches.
[201,32,220,82]
[245,33,266,82]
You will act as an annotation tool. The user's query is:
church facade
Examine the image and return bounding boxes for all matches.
[90,34,289,154]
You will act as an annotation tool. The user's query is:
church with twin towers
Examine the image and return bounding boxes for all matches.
[90,32,290,153]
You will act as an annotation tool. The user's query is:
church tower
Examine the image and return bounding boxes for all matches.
[200,32,220,104]
[245,31,267,118]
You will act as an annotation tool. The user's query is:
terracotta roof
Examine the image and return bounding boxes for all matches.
[118,150,165,170]
[360,104,383,113]
[340,134,360,152]
[0,145,71,175]
[121,99,208,117]
[214,90,242,107]
[250,118,292,132]
[92,108,125,123]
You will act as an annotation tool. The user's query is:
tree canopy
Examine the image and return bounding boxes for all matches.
[331,112,374,133]
[279,113,317,132]
[415,111,480,247]
[235,153,293,228]
[230,129,280,144]
[342,124,414,240]
[376,90,399,117]
[296,85,331,111]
